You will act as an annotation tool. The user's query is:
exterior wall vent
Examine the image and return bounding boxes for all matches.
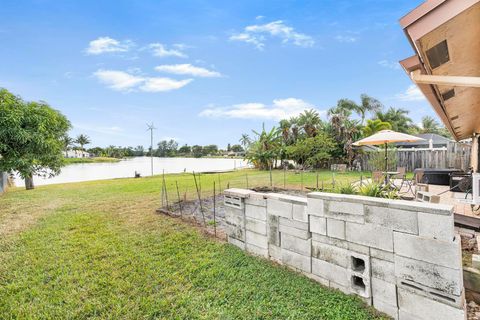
[426,40,449,69]
[441,89,455,101]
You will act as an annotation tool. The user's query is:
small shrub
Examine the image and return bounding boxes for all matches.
[358,182,382,198]
[339,183,356,195]
[382,188,400,199]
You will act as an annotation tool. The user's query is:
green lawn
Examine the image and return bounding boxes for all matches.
[0,170,386,319]
[63,157,121,164]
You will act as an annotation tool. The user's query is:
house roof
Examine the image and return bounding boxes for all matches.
[395,133,452,146]
[399,0,480,141]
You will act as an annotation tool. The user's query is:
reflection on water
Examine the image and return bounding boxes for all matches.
[14,157,249,186]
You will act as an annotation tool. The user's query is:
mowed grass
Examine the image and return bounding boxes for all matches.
[0,169,386,319]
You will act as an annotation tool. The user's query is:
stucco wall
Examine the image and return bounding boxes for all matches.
[224,188,466,320]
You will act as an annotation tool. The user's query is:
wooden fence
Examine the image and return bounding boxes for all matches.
[358,142,471,172]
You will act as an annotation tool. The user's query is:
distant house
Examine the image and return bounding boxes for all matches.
[395,133,454,149]
[65,150,91,158]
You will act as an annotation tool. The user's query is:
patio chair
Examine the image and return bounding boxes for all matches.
[392,167,407,189]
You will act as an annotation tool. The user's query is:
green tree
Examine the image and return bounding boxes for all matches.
[202,144,218,156]
[338,94,383,125]
[230,144,244,153]
[375,107,415,133]
[0,88,71,189]
[245,124,280,170]
[157,139,178,157]
[192,145,203,158]
[62,136,73,157]
[362,119,392,136]
[178,144,191,155]
[285,132,335,168]
[239,134,251,150]
[297,109,322,137]
[75,134,91,152]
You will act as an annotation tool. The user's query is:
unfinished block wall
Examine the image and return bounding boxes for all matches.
[224,188,466,320]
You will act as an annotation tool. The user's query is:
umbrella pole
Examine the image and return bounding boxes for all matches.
[384,142,388,185]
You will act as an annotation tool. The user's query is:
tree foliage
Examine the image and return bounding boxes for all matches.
[0,88,71,189]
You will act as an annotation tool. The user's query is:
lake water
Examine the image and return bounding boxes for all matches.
[14,157,249,186]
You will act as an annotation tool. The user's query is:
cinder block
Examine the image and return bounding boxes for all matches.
[268,244,282,262]
[347,241,370,256]
[397,287,465,320]
[281,233,311,256]
[309,216,327,235]
[346,222,393,252]
[326,201,365,223]
[307,197,325,217]
[394,255,462,296]
[327,218,346,240]
[279,224,310,240]
[370,248,394,262]
[245,204,267,221]
[245,193,267,207]
[372,277,397,307]
[246,242,268,258]
[373,297,399,320]
[388,200,453,216]
[371,257,395,283]
[245,217,267,235]
[312,258,350,288]
[393,232,461,269]
[312,233,348,249]
[303,272,330,287]
[224,188,255,198]
[312,240,349,268]
[329,281,350,295]
[225,206,244,226]
[225,224,245,241]
[267,215,280,246]
[418,212,454,241]
[228,236,245,250]
[350,252,371,277]
[246,230,268,249]
[279,217,309,230]
[282,249,311,273]
[365,205,418,234]
[292,204,308,222]
[267,198,293,218]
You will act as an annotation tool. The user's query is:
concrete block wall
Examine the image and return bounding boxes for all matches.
[224,189,466,320]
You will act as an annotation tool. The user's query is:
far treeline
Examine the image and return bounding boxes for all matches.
[242,94,451,170]
[67,139,244,159]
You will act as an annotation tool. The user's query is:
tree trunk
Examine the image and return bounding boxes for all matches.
[25,175,34,190]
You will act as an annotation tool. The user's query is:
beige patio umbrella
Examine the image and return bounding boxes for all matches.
[353,130,424,174]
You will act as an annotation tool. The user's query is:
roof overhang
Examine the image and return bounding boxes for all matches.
[399,0,480,141]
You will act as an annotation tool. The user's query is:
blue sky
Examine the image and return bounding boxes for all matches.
[0,0,435,148]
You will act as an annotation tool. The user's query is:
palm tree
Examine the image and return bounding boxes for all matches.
[62,136,73,157]
[420,116,440,134]
[362,119,392,136]
[75,134,91,152]
[297,109,322,137]
[338,94,383,125]
[246,124,280,170]
[375,107,414,133]
[278,119,291,144]
[239,134,251,150]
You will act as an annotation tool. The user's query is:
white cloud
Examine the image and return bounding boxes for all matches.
[199,98,319,120]
[378,60,401,70]
[230,20,314,50]
[140,77,192,92]
[155,64,221,77]
[93,70,144,91]
[93,69,192,93]
[395,85,426,101]
[86,37,133,55]
[334,35,358,43]
[149,43,187,58]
